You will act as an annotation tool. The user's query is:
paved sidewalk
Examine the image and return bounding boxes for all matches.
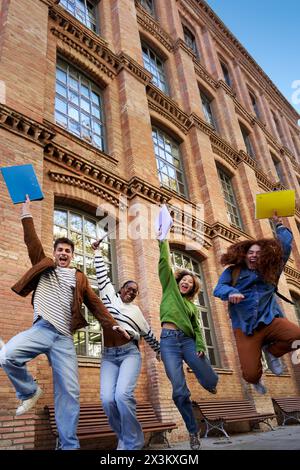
[153,425,300,450]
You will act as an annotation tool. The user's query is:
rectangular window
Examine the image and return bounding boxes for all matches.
[60,0,98,32]
[271,153,284,182]
[139,0,155,17]
[142,44,168,94]
[183,25,199,59]
[200,91,216,130]
[220,62,231,87]
[218,169,243,229]
[152,127,187,197]
[249,91,260,119]
[240,124,255,158]
[55,58,105,150]
[271,110,282,141]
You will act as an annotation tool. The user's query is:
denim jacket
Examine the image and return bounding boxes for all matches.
[213,224,293,335]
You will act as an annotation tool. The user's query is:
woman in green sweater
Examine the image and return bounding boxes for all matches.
[158,240,218,450]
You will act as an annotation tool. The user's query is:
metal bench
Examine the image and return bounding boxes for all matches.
[45,402,177,449]
[192,399,275,438]
[272,397,300,426]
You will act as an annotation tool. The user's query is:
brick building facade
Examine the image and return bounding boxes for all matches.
[0,0,300,449]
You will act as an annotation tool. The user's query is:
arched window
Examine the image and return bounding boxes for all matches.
[54,207,115,357]
[170,249,219,366]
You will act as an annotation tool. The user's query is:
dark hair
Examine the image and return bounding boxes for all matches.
[118,280,139,294]
[174,269,200,300]
[220,238,284,284]
[53,237,75,253]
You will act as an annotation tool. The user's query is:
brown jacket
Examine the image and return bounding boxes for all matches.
[12,217,129,347]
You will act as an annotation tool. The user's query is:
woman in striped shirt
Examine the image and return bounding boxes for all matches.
[92,240,160,450]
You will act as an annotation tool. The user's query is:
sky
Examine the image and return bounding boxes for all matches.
[205,0,300,118]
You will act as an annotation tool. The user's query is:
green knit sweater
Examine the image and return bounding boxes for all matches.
[159,240,205,352]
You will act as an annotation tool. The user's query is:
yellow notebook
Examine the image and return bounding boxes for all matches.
[255,190,295,219]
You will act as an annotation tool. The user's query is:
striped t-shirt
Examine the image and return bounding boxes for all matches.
[94,252,160,354]
[33,267,76,337]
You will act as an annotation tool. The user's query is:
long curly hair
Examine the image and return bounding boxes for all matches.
[174,269,201,301]
[220,238,284,285]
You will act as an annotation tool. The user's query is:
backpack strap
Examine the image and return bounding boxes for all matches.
[275,288,295,305]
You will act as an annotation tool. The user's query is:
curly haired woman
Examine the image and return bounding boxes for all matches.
[214,214,300,394]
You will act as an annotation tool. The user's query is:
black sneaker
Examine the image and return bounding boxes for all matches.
[189,433,201,450]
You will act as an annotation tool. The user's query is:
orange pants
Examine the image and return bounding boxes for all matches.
[234,317,300,384]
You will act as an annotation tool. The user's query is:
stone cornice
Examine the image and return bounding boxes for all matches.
[48,170,125,208]
[190,0,299,124]
[174,38,196,60]
[128,177,171,204]
[44,142,171,205]
[210,222,248,243]
[44,142,124,187]
[193,60,217,89]
[255,170,274,192]
[147,83,193,134]
[216,80,236,99]
[238,150,258,171]
[118,52,152,85]
[209,132,240,168]
[190,112,215,136]
[40,0,59,6]
[234,98,256,127]
[44,120,118,165]
[135,1,174,52]
[49,4,120,81]
[0,104,55,146]
[168,204,212,249]
[284,265,300,284]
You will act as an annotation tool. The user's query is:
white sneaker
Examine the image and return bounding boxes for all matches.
[262,346,283,375]
[16,386,43,416]
[252,380,267,395]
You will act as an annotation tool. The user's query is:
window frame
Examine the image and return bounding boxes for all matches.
[217,168,243,230]
[182,24,199,59]
[55,58,106,151]
[170,248,220,367]
[60,0,99,33]
[53,206,116,358]
[200,90,217,130]
[152,126,187,197]
[141,42,169,94]
[139,0,156,17]
[240,124,255,159]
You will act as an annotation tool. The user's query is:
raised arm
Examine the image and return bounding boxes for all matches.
[158,240,175,292]
[20,195,45,265]
[93,242,116,301]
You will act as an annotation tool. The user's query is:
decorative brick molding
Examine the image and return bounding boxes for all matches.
[191,112,215,136]
[49,4,119,81]
[135,1,174,52]
[174,38,196,60]
[194,60,217,89]
[284,265,300,284]
[128,177,170,204]
[118,52,152,85]
[211,222,248,243]
[45,142,171,205]
[0,104,55,146]
[234,98,256,127]
[238,150,258,171]
[210,133,240,169]
[147,83,193,134]
[48,170,125,209]
[44,142,124,186]
[216,80,236,99]
[168,204,212,249]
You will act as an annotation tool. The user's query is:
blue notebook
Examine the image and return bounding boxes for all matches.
[0,164,44,204]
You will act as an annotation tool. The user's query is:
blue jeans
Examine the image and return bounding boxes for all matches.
[0,318,80,450]
[100,341,143,450]
[160,328,218,434]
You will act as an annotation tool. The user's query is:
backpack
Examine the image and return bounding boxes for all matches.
[230,266,294,305]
